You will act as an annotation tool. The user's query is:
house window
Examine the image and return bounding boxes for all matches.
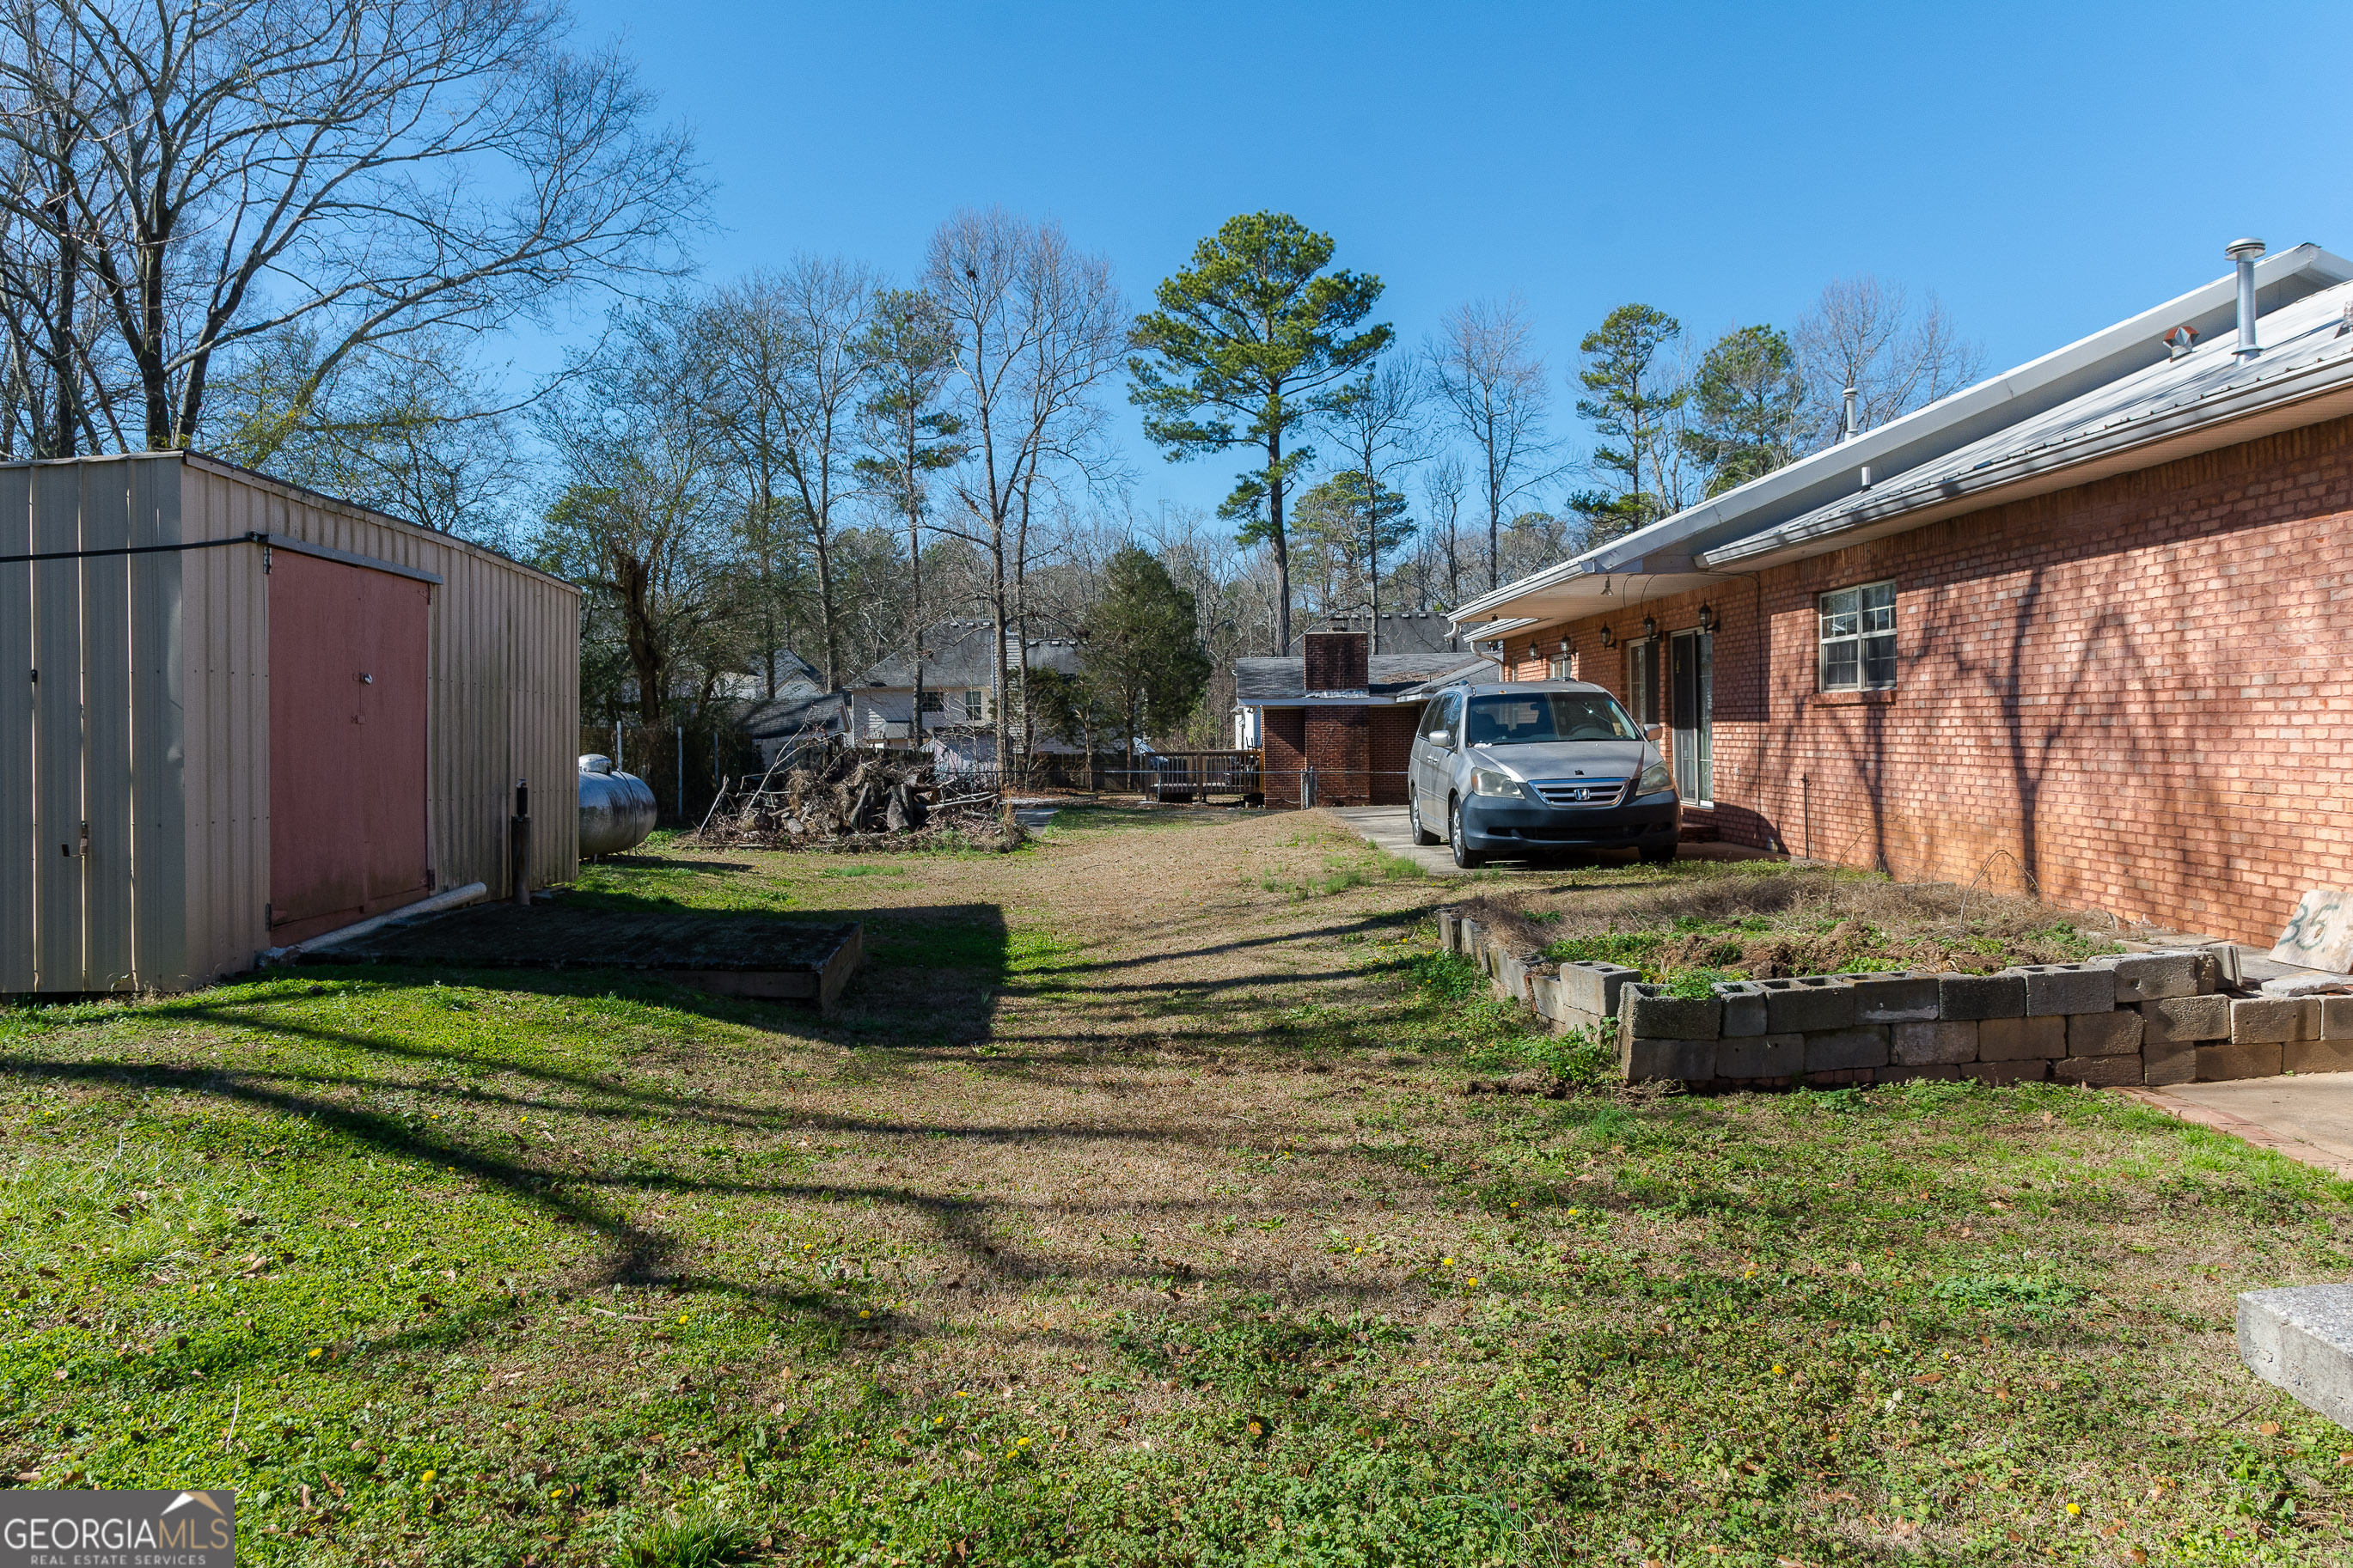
[1547,652,1572,680]
[919,690,944,713]
[1627,638,1659,727]
[963,688,984,722]
[1818,581,1897,691]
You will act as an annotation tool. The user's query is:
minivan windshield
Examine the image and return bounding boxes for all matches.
[1464,692,1642,746]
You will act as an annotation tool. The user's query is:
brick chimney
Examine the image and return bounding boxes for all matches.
[1303,630,1369,694]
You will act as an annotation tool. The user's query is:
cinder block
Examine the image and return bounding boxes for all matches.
[1621,1037,1714,1083]
[2112,952,2199,1003]
[1457,918,1481,962]
[1760,976,1856,1033]
[1876,1064,1963,1083]
[2198,1040,2284,1082]
[2240,1284,2353,1430]
[2286,1039,2353,1074]
[2142,993,2231,1044]
[1850,971,1941,1023]
[1717,1034,1803,1078]
[1530,975,1560,1020]
[1714,980,1769,1038]
[2068,1010,2143,1058]
[2053,1055,2144,1087]
[2320,997,2353,1040]
[1978,1015,2066,1061]
[1495,950,1530,1003]
[1939,972,2026,1021]
[1892,1018,1979,1065]
[1436,910,1459,952]
[2143,1040,2198,1086]
[2020,963,2118,1016]
[1560,961,1641,1019]
[2231,997,2311,1045]
[1619,985,1720,1042]
[1804,1027,1889,1073]
[1961,1059,2050,1085]
[1551,1004,1602,1038]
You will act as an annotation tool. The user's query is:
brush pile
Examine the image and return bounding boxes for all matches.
[691,741,1018,851]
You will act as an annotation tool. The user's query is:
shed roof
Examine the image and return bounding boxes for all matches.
[1446,241,2353,631]
[1235,650,1490,705]
[853,620,1083,689]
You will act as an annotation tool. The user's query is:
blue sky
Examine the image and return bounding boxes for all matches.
[555,0,2353,520]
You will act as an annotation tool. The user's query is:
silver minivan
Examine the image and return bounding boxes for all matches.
[1407,680,1680,868]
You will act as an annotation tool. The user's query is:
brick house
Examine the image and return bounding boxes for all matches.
[1237,626,1488,806]
[1447,239,2353,947]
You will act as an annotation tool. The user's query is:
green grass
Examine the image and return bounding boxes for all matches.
[0,830,2345,1565]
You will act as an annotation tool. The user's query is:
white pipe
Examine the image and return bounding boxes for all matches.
[261,881,489,963]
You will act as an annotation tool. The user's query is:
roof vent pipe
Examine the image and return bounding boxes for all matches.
[2227,237,2265,357]
[1839,384,1859,442]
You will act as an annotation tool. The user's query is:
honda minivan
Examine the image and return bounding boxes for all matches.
[1407,680,1680,868]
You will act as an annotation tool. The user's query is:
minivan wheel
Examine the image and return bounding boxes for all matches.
[1449,796,1483,869]
[1409,796,1440,845]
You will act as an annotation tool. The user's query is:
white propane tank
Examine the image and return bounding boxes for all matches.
[578,753,658,856]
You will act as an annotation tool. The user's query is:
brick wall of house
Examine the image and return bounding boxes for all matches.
[1369,706,1419,805]
[1492,413,2353,945]
[1301,705,1372,804]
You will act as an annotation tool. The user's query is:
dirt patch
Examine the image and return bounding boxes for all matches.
[1450,860,2138,980]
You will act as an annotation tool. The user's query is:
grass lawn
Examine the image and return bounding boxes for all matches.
[0,808,2348,1565]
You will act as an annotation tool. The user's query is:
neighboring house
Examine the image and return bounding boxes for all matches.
[735,651,847,766]
[1235,629,1491,806]
[845,619,1085,754]
[1446,237,2353,946]
[1232,612,1480,747]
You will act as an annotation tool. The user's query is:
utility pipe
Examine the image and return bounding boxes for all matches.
[261,881,490,963]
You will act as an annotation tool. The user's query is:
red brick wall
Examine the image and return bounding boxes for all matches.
[1492,414,2353,945]
[1370,706,1420,805]
[1304,705,1371,805]
[1262,706,1307,805]
[1303,631,1368,692]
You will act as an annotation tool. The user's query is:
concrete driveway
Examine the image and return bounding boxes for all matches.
[1325,806,1780,877]
[2130,1075,2353,1178]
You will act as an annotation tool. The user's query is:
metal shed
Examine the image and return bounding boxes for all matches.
[1,452,580,993]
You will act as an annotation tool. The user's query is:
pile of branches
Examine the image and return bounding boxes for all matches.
[692,740,1017,851]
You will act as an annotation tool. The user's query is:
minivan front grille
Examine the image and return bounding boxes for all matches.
[1529,778,1629,808]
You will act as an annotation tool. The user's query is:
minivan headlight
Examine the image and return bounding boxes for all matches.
[1635,762,1674,797]
[1470,767,1524,798]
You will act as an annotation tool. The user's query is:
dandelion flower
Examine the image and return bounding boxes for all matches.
[1016,1437,1030,1447]
[308,1348,322,1359]
[1442,1258,1454,1267]
[2066,1503,2081,1516]
[676,1313,689,1324]
[859,1309,871,1319]
[1467,1277,1480,1287]
[420,1469,436,1486]
[1772,1365,1786,1376]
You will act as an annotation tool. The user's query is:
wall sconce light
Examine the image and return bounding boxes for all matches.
[1599,624,1616,650]
[1641,613,1657,640]
[1696,602,1716,632]
[1557,637,1572,656]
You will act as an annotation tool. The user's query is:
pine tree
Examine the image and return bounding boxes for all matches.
[1681,323,1803,497]
[1128,214,1390,653]
[1568,303,1684,548]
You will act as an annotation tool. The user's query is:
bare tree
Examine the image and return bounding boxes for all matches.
[1427,294,1562,592]
[1319,358,1428,648]
[0,0,701,452]
[696,259,877,691]
[926,208,1123,775]
[1794,276,1983,447]
[1419,452,1467,607]
[535,306,733,723]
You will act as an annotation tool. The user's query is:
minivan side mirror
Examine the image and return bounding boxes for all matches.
[1427,729,1451,747]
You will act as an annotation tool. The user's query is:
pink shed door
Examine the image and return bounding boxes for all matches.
[268,551,431,944]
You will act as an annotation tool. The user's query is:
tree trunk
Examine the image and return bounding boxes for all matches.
[1268,419,1291,653]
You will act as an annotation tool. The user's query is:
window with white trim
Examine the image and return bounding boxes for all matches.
[1818,581,1897,691]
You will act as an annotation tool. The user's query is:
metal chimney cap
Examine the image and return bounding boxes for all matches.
[2226,237,2266,261]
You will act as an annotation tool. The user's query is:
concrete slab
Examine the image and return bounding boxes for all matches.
[2122,1073,2353,1178]
[2240,1284,2353,1428]
[1323,806,1782,877]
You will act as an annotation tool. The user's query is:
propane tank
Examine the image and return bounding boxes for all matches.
[577,753,658,857]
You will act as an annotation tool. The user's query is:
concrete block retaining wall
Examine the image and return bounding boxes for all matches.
[1433,906,2331,1089]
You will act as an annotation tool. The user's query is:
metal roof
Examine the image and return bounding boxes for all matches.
[1446,241,2353,631]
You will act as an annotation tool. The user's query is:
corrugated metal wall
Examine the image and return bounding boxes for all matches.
[1,453,578,992]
